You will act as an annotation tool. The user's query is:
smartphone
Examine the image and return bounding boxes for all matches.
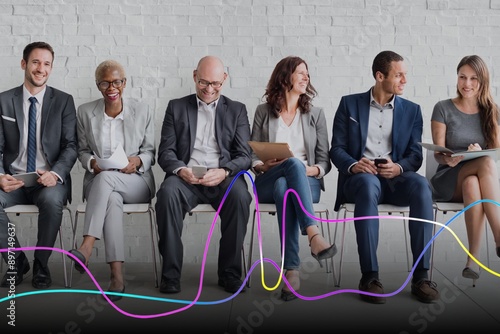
[192,165,208,178]
[374,158,388,167]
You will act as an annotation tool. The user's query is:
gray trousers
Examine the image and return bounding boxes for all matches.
[83,171,150,263]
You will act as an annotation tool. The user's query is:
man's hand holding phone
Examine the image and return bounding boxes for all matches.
[374,158,388,167]
[192,165,208,179]
[373,157,400,179]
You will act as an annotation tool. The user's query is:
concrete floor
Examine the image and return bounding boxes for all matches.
[1,255,500,333]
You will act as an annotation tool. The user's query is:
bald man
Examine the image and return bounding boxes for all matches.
[155,56,252,294]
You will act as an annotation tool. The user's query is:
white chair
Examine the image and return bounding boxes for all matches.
[424,149,491,280]
[0,204,74,288]
[187,204,248,285]
[69,202,160,288]
[334,203,411,287]
[246,202,334,288]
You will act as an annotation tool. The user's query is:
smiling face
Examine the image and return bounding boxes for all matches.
[193,56,227,104]
[378,60,407,96]
[97,67,126,104]
[456,64,480,100]
[21,48,53,94]
[290,62,309,95]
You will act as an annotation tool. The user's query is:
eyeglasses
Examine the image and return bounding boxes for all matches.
[97,79,125,90]
[197,79,224,89]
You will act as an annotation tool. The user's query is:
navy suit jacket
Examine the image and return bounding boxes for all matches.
[329,89,424,211]
[0,85,77,202]
[157,94,252,178]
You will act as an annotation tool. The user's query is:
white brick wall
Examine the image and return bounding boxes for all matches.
[0,0,497,268]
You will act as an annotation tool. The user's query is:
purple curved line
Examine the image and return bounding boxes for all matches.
[0,173,438,317]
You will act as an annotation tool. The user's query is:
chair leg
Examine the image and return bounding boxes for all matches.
[61,207,74,288]
[335,207,347,287]
[241,245,247,286]
[322,210,337,284]
[318,211,329,273]
[148,206,159,288]
[57,225,67,288]
[318,210,333,274]
[69,211,81,288]
[402,213,411,272]
[246,209,258,288]
[429,209,438,282]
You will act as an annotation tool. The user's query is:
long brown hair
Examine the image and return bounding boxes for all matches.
[456,55,499,147]
[263,56,317,118]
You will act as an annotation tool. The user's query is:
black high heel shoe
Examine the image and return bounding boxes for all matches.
[103,286,125,302]
[68,249,89,274]
[309,234,337,268]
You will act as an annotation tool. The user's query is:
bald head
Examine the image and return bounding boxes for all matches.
[193,55,227,104]
[196,55,224,73]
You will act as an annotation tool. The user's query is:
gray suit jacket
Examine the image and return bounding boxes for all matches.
[250,103,332,191]
[76,98,156,200]
[157,94,251,177]
[0,85,77,202]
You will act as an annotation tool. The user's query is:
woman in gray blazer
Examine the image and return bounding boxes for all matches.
[69,60,156,301]
[250,56,336,301]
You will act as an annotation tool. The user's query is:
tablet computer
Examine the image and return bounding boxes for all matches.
[12,172,40,187]
[419,142,500,161]
[248,141,294,162]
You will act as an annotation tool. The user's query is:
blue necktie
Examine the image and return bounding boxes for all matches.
[27,97,37,173]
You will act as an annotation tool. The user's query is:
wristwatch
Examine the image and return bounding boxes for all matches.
[223,168,231,178]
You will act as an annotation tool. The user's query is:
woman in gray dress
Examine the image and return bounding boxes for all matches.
[430,55,500,286]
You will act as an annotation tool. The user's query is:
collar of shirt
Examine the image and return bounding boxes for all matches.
[103,109,125,120]
[23,85,46,108]
[369,88,395,110]
[196,96,218,112]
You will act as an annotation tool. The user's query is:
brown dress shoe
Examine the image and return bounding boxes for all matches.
[358,278,386,304]
[411,279,439,303]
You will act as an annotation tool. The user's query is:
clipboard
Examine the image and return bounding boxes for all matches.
[418,142,500,161]
[248,141,294,162]
[12,172,40,187]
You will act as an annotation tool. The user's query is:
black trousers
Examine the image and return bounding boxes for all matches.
[155,175,251,280]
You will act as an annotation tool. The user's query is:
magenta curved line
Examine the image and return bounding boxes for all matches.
[0,171,477,317]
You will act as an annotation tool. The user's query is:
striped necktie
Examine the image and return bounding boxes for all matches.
[26,96,37,173]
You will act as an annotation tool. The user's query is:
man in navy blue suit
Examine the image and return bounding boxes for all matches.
[330,50,439,304]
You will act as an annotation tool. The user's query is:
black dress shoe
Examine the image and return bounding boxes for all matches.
[103,286,125,302]
[68,249,88,274]
[32,260,52,289]
[218,274,246,294]
[0,253,30,287]
[159,277,181,294]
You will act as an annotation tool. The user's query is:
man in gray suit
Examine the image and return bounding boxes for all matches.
[156,56,252,294]
[0,41,77,289]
